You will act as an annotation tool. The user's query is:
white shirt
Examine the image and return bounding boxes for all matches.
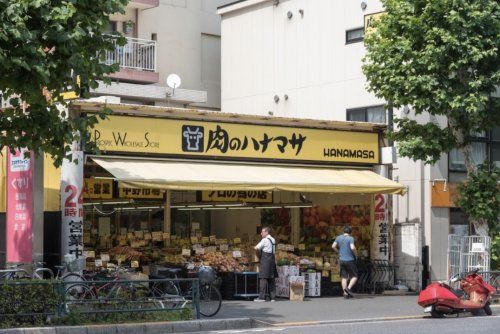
[255,236,275,254]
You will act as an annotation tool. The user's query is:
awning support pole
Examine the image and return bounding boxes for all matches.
[164,189,171,233]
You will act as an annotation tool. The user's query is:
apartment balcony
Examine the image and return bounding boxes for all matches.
[128,0,159,9]
[105,37,159,84]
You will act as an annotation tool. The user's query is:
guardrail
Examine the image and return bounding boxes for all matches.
[0,278,199,327]
[104,36,157,72]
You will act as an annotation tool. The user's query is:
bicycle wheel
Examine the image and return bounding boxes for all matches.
[152,281,180,297]
[62,272,85,284]
[65,283,95,313]
[198,284,222,317]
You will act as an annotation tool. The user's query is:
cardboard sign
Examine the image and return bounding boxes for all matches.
[298,244,306,250]
[191,236,199,244]
[220,244,229,251]
[101,253,110,262]
[232,250,242,258]
[131,260,139,268]
[182,249,191,256]
[202,237,210,244]
[195,248,205,255]
[314,246,321,253]
[233,238,241,244]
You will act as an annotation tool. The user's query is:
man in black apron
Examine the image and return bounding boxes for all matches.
[254,226,278,302]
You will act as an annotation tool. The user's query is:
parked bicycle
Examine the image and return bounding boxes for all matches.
[152,264,222,317]
[0,262,84,281]
[64,266,159,312]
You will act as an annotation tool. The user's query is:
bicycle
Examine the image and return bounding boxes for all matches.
[152,264,222,317]
[65,266,159,312]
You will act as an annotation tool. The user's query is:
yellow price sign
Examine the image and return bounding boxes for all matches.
[314,246,321,253]
[298,244,306,250]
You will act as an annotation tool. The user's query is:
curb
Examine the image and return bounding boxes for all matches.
[0,318,254,334]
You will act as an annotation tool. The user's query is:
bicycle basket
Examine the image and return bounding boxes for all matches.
[198,266,216,284]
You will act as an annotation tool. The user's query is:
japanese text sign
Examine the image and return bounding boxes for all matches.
[6,148,33,263]
[91,115,379,165]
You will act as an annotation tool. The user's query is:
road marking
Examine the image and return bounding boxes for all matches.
[271,315,422,327]
[208,315,500,333]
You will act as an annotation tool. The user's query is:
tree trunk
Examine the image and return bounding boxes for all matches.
[471,218,489,237]
[452,125,489,237]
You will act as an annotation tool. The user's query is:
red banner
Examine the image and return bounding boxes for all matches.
[6,148,34,263]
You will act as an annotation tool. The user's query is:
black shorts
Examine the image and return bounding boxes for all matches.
[340,260,358,279]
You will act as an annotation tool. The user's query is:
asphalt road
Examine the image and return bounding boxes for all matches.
[199,315,500,334]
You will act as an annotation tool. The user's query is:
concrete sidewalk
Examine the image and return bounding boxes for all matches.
[214,294,424,325]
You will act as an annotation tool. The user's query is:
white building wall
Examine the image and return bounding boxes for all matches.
[220,0,452,284]
[137,0,232,109]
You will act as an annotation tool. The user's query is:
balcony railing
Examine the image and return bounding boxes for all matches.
[105,37,157,72]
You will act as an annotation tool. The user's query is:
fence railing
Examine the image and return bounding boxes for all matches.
[104,36,157,72]
[0,278,199,326]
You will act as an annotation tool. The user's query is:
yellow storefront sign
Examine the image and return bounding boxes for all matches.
[118,186,163,199]
[91,115,379,165]
[200,190,272,203]
[84,178,113,199]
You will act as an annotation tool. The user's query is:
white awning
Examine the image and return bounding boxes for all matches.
[92,157,405,195]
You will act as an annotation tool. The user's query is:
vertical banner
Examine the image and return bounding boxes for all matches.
[372,194,389,261]
[61,151,84,268]
[6,148,34,263]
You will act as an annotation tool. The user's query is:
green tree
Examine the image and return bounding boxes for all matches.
[362,0,500,236]
[0,0,128,166]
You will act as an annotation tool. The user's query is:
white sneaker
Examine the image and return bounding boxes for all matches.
[254,298,266,302]
[270,299,276,302]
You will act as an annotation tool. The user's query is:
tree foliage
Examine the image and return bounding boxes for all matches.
[455,164,500,236]
[363,0,500,165]
[363,0,500,236]
[0,0,128,166]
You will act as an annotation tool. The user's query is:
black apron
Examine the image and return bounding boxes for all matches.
[258,237,279,279]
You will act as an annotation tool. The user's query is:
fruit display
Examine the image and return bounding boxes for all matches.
[301,204,371,257]
[275,251,301,266]
[199,252,249,272]
[261,208,291,242]
[108,246,144,261]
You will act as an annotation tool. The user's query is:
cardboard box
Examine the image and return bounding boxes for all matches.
[290,283,305,301]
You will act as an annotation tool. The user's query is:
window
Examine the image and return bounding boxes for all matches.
[448,126,500,171]
[105,21,117,34]
[346,105,386,123]
[449,142,487,171]
[346,27,364,44]
[449,208,469,236]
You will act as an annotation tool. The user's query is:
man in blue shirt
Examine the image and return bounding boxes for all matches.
[332,226,358,299]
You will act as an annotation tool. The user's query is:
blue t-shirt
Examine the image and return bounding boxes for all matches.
[334,235,355,262]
